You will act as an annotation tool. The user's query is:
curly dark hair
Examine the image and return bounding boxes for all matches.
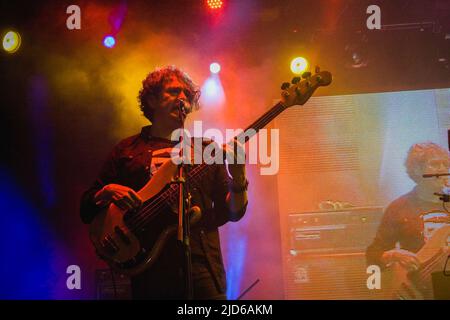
[405,142,450,183]
[138,65,201,122]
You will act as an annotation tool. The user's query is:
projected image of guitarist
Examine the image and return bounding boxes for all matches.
[79,66,249,299]
[366,142,450,299]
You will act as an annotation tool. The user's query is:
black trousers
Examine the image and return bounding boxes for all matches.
[131,250,226,300]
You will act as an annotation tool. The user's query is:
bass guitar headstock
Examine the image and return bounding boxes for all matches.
[280,67,332,108]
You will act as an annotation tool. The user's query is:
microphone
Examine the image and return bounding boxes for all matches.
[434,192,450,202]
[422,173,450,178]
[176,98,188,118]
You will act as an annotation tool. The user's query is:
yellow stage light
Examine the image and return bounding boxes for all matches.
[290,57,308,74]
[2,31,21,53]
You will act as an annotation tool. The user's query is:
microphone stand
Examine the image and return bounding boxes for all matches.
[173,99,193,299]
[423,173,450,178]
[434,193,450,203]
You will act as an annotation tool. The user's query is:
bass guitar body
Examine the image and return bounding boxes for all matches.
[89,159,181,276]
[382,225,450,299]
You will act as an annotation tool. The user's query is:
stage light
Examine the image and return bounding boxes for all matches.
[344,44,368,69]
[290,57,308,74]
[207,0,223,10]
[2,30,21,53]
[210,62,221,74]
[103,35,116,48]
[200,74,225,107]
[344,34,369,69]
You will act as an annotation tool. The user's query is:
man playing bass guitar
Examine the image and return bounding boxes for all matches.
[80,66,248,299]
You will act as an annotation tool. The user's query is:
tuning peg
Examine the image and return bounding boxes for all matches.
[315,66,320,74]
[291,77,301,84]
[302,72,311,79]
[316,74,322,83]
[281,82,290,90]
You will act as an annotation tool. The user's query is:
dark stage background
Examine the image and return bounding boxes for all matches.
[0,0,449,299]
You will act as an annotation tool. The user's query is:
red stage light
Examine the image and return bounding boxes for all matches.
[207,0,223,10]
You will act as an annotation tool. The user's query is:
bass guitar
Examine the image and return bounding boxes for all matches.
[89,69,332,275]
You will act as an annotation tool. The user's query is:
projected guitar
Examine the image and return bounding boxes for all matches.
[382,223,450,300]
[89,69,332,275]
